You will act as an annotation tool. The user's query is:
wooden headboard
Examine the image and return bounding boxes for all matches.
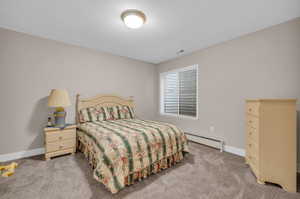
[75,94,134,124]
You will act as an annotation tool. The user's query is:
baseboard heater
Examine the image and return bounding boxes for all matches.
[185,132,224,152]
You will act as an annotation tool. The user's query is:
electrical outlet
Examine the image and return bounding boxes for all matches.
[209,126,215,133]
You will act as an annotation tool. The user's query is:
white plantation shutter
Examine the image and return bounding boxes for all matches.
[164,72,179,114]
[179,69,197,117]
[161,65,198,118]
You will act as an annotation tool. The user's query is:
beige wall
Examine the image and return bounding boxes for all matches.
[1,17,300,157]
[0,28,156,155]
[156,18,300,152]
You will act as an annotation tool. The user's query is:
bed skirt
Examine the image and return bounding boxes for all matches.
[77,137,186,190]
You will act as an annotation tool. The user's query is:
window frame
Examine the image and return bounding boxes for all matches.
[159,64,198,120]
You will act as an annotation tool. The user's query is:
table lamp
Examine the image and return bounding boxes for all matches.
[48,89,71,127]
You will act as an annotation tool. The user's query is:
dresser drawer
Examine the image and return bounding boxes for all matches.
[247,138,260,177]
[45,129,76,143]
[247,125,259,142]
[246,102,259,116]
[247,115,259,129]
[247,140,259,156]
[250,160,259,178]
[46,139,76,153]
[248,154,259,175]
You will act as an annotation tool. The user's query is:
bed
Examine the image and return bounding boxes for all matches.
[76,94,189,193]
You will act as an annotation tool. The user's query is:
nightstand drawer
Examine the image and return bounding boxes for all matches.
[46,139,76,153]
[46,129,76,143]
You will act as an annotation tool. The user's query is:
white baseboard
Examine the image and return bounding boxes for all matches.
[187,134,245,157]
[0,148,45,162]
[224,145,245,157]
[186,134,223,151]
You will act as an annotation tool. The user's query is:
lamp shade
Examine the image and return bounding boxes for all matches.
[48,89,71,107]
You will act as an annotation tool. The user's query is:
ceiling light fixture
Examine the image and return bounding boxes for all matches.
[121,9,146,29]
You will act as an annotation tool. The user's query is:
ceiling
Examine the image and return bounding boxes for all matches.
[0,0,300,64]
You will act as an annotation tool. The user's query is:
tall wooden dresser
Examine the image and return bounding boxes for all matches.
[245,99,297,192]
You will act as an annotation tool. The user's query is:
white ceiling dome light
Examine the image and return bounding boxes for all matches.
[121,9,146,29]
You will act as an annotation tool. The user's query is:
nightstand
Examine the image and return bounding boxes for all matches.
[44,124,76,160]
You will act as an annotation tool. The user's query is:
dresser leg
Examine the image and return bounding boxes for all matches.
[45,157,50,161]
[257,179,265,185]
[282,184,297,193]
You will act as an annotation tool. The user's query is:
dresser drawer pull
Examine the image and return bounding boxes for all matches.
[249,143,252,148]
[248,108,252,112]
[249,131,252,135]
[249,120,252,124]
[59,145,63,149]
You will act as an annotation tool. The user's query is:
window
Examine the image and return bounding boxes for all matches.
[160,65,198,118]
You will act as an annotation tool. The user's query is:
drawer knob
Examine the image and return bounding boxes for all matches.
[59,136,62,140]
[249,108,252,112]
[249,144,252,147]
[59,145,63,149]
[249,120,252,123]
[249,131,252,135]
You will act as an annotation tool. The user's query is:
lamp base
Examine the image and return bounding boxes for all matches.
[54,111,66,128]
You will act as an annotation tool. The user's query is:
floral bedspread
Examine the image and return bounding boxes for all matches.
[77,119,189,193]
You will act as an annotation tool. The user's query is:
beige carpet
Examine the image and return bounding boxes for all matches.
[0,142,299,199]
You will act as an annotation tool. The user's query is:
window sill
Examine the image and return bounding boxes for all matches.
[159,113,198,120]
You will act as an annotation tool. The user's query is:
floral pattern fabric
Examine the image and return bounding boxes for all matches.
[79,105,135,123]
[79,106,114,122]
[77,119,189,193]
[110,105,135,120]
